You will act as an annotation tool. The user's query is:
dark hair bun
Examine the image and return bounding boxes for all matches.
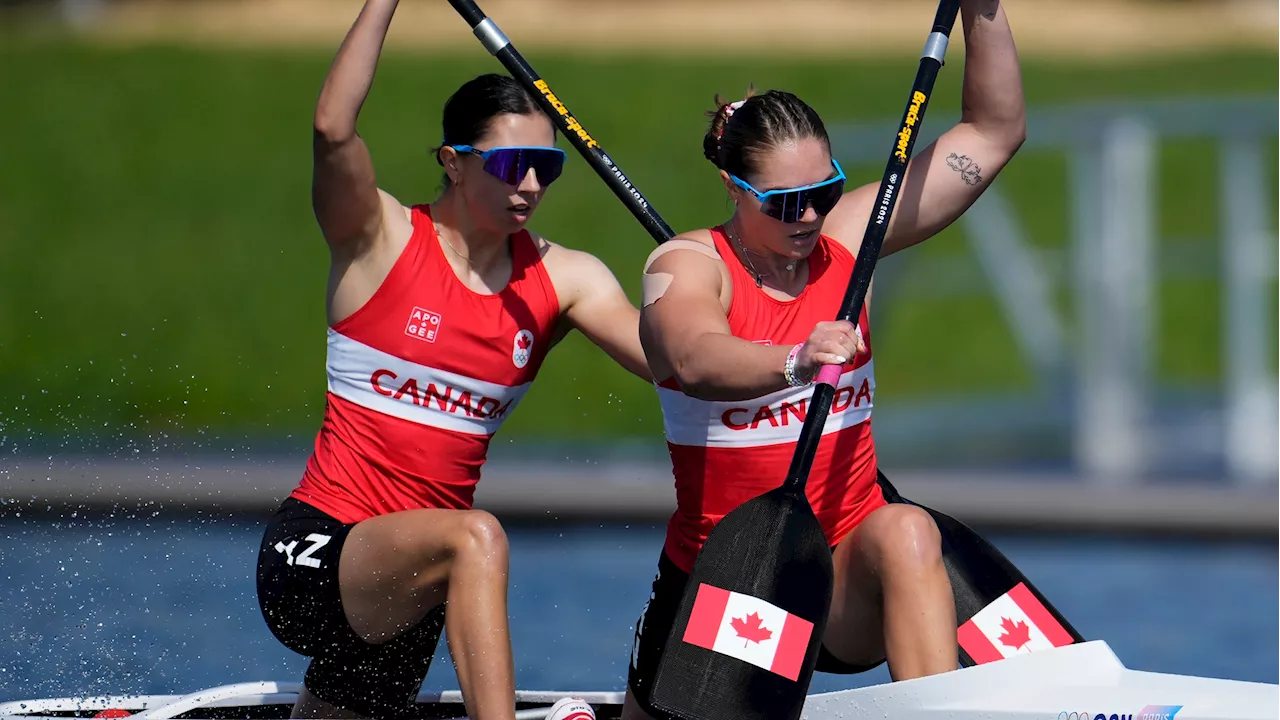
[703,88,828,181]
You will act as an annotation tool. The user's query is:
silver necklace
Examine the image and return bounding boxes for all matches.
[436,224,477,267]
[725,222,796,288]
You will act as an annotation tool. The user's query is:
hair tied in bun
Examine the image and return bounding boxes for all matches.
[716,100,747,140]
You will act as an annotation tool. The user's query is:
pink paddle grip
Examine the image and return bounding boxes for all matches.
[815,364,843,387]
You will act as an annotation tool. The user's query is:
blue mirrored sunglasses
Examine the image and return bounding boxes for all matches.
[451,145,567,186]
[728,159,847,223]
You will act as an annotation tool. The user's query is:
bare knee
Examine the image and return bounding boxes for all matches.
[452,510,508,562]
[864,505,943,576]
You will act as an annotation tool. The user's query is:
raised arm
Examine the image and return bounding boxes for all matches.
[826,0,1025,256]
[312,0,401,251]
[640,241,862,402]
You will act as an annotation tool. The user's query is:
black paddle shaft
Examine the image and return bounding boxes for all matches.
[446,0,676,245]
[781,0,961,494]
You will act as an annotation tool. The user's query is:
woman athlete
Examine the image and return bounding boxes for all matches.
[255,2,646,719]
[624,1,1024,716]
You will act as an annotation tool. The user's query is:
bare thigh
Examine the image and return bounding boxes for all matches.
[822,503,949,667]
[822,513,889,666]
[338,507,507,643]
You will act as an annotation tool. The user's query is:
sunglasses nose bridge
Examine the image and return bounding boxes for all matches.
[798,200,821,224]
[775,190,813,224]
[516,165,543,192]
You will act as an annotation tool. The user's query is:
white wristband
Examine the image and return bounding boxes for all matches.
[783,343,808,387]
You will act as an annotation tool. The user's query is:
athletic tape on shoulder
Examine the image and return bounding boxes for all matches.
[641,239,722,307]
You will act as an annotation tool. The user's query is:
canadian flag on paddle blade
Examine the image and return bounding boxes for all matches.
[957,582,1074,664]
[681,583,813,681]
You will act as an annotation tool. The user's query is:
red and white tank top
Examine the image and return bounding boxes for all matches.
[657,227,885,572]
[290,204,560,523]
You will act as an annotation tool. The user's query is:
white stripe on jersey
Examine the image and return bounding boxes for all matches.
[657,361,874,448]
[326,329,531,436]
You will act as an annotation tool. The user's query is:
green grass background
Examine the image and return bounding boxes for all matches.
[0,39,1275,446]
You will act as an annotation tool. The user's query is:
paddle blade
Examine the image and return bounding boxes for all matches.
[875,471,1085,665]
[929,507,1085,664]
[649,487,833,720]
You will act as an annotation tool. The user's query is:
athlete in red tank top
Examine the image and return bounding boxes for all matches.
[656,227,883,572]
[255,3,647,719]
[292,203,563,523]
[625,5,1026,714]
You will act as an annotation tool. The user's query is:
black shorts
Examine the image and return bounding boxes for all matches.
[627,552,883,717]
[256,498,445,719]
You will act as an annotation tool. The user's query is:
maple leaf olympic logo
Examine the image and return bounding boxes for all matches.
[512,329,535,369]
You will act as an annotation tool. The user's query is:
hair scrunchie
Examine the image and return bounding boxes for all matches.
[716,99,747,140]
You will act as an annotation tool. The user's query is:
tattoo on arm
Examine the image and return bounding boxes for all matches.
[973,0,998,19]
[946,153,984,186]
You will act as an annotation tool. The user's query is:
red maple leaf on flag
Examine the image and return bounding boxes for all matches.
[730,612,773,646]
[517,334,532,349]
[997,617,1031,650]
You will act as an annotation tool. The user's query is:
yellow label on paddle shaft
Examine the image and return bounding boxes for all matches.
[533,79,599,149]
[894,91,928,162]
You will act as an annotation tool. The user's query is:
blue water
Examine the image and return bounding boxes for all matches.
[0,514,1275,701]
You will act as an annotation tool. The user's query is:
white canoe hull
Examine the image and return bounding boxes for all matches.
[803,641,1277,720]
[1,641,1274,720]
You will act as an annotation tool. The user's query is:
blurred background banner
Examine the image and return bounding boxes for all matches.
[0,0,1277,705]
